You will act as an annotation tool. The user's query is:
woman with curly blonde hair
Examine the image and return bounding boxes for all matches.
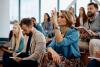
[47,9,80,64]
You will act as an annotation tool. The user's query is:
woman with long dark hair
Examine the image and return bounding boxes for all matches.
[42,13,53,38]
[76,7,88,28]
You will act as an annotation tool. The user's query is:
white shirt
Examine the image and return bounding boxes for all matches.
[80,17,83,26]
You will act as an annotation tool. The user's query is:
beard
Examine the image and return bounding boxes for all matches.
[87,12,95,17]
[25,32,32,36]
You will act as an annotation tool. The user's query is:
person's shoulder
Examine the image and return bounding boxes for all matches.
[33,28,46,43]
[36,23,41,26]
[97,11,100,17]
[34,28,45,37]
[98,11,100,15]
[36,23,43,28]
[68,27,78,31]
[65,27,77,35]
[97,12,100,22]
[41,22,44,25]
[68,27,79,34]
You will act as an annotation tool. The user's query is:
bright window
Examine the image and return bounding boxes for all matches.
[92,0,100,10]
[10,0,19,21]
[41,0,57,22]
[21,0,39,23]
[76,0,90,16]
[60,0,75,10]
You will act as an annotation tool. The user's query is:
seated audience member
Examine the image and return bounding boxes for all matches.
[88,3,100,56]
[42,13,54,38]
[12,18,46,67]
[79,2,100,49]
[75,7,88,29]
[31,17,45,35]
[47,10,80,64]
[9,20,19,41]
[87,50,100,67]
[2,23,24,67]
[68,7,77,26]
[42,13,54,46]
[78,2,100,66]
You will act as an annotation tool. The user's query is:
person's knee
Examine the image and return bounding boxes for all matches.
[78,43,88,49]
[89,39,100,49]
[89,39,96,45]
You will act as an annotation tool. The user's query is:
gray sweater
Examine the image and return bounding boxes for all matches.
[88,12,100,38]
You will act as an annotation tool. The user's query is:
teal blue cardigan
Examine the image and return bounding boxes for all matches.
[15,37,24,53]
[48,27,80,58]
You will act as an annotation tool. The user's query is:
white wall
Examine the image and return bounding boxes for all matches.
[0,0,10,38]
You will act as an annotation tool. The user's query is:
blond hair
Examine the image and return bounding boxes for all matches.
[11,23,22,51]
